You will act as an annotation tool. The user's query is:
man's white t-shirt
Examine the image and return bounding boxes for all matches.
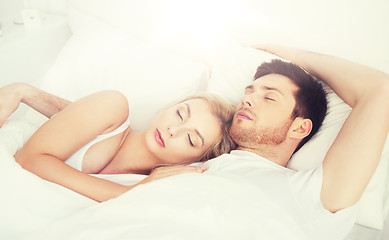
[202,150,358,240]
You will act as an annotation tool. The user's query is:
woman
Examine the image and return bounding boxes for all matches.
[0,83,236,202]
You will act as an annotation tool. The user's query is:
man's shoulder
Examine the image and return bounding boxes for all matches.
[205,150,290,175]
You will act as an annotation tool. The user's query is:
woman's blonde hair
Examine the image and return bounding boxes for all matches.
[176,93,237,161]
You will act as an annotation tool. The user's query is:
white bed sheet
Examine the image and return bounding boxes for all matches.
[344,222,388,240]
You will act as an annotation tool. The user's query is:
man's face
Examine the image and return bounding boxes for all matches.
[229,74,299,149]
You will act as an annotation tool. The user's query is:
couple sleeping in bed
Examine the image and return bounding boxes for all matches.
[1,45,388,239]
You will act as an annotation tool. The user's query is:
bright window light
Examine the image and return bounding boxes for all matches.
[148,0,274,62]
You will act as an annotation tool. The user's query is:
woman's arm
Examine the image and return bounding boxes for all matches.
[15,90,131,202]
[254,44,389,212]
[0,83,71,127]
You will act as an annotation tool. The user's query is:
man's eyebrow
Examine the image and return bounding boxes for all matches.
[262,86,284,96]
[246,84,283,96]
[245,85,254,91]
[185,103,204,147]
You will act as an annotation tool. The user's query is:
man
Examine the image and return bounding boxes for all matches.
[1,45,388,239]
[201,45,389,239]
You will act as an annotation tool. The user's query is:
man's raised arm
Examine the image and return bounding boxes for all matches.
[255,45,389,212]
[0,83,71,127]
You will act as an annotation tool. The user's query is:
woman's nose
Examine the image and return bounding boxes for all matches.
[167,126,180,137]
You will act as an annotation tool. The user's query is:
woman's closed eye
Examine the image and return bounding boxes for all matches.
[176,109,183,121]
[187,133,195,147]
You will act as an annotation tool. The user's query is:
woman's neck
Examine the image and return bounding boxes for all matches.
[99,131,160,175]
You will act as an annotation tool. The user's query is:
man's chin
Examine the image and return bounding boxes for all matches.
[229,121,290,147]
[229,125,257,145]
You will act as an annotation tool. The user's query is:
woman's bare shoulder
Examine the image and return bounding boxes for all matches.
[85,90,130,133]
[17,90,130,162]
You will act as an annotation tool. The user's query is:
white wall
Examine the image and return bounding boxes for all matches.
[231,0,389,68]
[0,0,68,17]
[0,0,70,88]
[0,0,23,17]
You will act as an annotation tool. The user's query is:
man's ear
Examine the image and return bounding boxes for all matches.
[288,117,312,140]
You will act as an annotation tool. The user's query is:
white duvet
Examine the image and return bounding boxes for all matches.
[0,119,307,240]
[1,117,388,240]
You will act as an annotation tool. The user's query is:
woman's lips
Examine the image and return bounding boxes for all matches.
[155,129,165,148]
[236,111,252,120]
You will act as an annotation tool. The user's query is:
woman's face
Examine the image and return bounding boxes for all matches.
[145,98,221,165]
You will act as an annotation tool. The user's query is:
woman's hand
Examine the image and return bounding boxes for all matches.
[0,83,24,127]
[136,165,207,186]
[0,83,71,127]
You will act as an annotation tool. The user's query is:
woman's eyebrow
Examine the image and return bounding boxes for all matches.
[195,129,205,147]
[185,103,191,118]
[185,103,204,147]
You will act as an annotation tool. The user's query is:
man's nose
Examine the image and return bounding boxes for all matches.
[241,94,254,108]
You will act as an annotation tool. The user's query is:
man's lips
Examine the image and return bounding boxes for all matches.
[155,129,165,148]
[236,111,252,120]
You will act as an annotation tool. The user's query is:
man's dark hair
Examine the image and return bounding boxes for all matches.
[254,59,327,152]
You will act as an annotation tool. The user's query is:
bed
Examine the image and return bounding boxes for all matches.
[1,0,388,239]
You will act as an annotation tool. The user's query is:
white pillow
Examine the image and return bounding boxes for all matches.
[207,45,389,230]
[207,44,283,104]
[31,22,209,131]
